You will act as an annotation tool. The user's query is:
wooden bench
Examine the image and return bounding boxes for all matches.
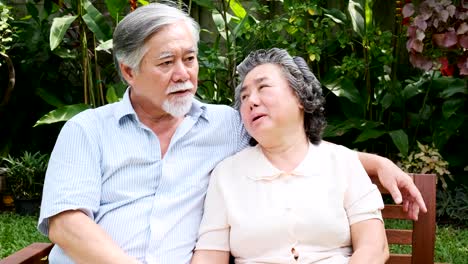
[0,173,437,264]
[372,173,437,264]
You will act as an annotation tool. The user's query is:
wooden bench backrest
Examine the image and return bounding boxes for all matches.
[370,173,437,264]
[0,174,437,264]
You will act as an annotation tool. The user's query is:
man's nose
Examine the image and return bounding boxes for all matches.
[172,61,190,82]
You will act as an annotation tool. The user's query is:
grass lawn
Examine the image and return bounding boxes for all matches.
[0,212,50,259]
[1,212,467,262]
[386,219,468,263]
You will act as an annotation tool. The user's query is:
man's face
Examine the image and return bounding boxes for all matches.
[122,21,199,117]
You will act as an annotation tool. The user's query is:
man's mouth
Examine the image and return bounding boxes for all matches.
[169,89,191,95]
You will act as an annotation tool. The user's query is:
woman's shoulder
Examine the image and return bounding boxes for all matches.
[214,145,259,169]
[210,146,260,182]
[315,141,358,159]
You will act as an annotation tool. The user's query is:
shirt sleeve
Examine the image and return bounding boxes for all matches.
[38,118,102,236]
[195,164,230,251]
[342,148,384,225]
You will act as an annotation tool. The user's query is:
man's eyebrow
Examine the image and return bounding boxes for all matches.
[240,76,267,93]
[185,47,197,54]
[157,51,174,60]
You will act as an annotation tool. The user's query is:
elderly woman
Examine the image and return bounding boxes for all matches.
[191,48,389,264]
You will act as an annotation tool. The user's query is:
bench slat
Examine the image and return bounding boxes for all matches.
[388,253,412,264]
[386,229,413,245]
[0,243,53,264]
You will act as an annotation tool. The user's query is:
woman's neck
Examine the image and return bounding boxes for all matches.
[260,133,309,172]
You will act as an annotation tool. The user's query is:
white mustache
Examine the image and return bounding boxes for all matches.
[166,82,194,94]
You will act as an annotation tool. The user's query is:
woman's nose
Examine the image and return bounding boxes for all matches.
[247,91,260,110]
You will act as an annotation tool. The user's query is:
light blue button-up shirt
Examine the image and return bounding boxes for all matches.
[38,90,248,263]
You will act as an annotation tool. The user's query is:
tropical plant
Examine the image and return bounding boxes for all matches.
[34,0,129,127]
[0,1,16,108]
[1,151,49,200]
[437,183,468,223]
[192,0,257,104]
[397,141,453,188]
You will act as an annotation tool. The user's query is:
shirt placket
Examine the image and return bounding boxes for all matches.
[281,173,302,263]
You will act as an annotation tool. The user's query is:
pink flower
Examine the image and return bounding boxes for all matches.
[403,3,415,18]
[432,31,458,48]
[409,53,433,71]
[457,57,468,76]
[459,34,468,49]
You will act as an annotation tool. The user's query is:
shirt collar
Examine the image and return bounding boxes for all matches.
[114,88,208,125]
[247,142,318,181]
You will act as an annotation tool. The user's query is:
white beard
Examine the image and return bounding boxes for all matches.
[162,82,194,117]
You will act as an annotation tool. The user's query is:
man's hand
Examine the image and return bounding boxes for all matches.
[376,159,427,220]
[358,152,427,221]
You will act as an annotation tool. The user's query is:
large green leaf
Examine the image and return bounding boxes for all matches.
[323,8,347,24]
[347,0,365,38]
[192,0,216,9]
[106,82,126,103]
[439,78,467,98]
[380,92,394,110]
[49,15,78,51]
[442,98,464,119]
[402,81,423,100]
[354,128,386,143]
[104,0,127,20]
[232,11,252,37]
[96,39,113,54]
[324,77,363,105]
[36,88,65,108]
[389,129,409,157]
[212,10,227,40]
[34,104,91,127]
[229,0,246,19]
[323,118,381,138]
[82,0,112,41]
[323,121,358,138]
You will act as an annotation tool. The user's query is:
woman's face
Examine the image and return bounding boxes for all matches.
[239,63,304,145]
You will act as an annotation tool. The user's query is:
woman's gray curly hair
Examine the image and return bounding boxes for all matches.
[235,48,326,145]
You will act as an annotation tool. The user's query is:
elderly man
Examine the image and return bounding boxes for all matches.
[38,2,426,264]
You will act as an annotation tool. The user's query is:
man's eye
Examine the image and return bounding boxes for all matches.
[241,94,248,101]
[186,56,195,62]
[160,61,173,66]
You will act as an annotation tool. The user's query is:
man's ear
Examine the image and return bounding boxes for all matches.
[120,63,135,83]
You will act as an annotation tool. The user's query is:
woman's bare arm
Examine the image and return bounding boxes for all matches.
[349,219,389,264]
[191,250,230,264]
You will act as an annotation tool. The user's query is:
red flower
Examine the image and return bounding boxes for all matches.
[439,57,454,76]
[402,17,411,25]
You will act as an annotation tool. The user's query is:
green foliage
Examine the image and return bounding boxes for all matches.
[0,2,15,56]
[194,0,255,104]
[398,141,453,188]
[34,0,126,127]
[437,184,468,224]
[385,219,468,262]
[0,212,50,259]
[1,151,49,200]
